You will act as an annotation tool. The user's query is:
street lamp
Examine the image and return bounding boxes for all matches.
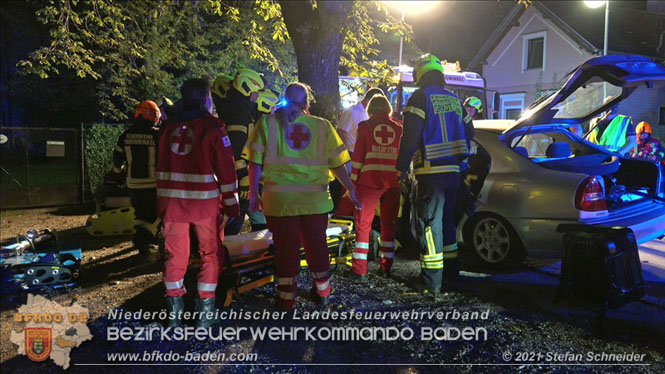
[382,1,440,66]
[584,0,609,56]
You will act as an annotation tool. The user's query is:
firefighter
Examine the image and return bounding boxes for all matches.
[347,95,402,281]
[112,100,161,257]
[630,121,665,162]
[463,96,483,120]
[587,96,636,155]
[256,89,280,115]
[335,87,386,216]
[213,69,267,235]
[242,82,361,311]
[157,77,240,328]
[396,54,474,294]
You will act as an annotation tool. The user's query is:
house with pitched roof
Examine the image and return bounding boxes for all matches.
[469,0,665,137]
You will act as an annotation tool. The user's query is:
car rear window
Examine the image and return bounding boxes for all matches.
[511,130,601,160]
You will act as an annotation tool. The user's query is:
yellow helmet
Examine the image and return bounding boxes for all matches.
[233,69,264,97]
[256,89,280,113]
[413,54,444,84]
[212,74,233,99]
[464,96,483,113]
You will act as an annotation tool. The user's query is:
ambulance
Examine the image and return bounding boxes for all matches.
[388,60,490,120]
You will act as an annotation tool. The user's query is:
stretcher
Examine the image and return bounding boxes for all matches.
[85,206,136,236]
[213,218,356,306]
[1,229,81,294]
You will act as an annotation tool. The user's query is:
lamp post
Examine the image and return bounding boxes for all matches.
[398,2,405,66]
[584,0,609,55]
[382,1,439,66]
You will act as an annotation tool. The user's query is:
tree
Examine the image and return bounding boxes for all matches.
[18,0,297,121]
[16,0,530,124]
[280,1,353,120]
[281,1,414,119]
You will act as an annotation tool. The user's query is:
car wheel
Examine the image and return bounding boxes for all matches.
[468,215,523,267]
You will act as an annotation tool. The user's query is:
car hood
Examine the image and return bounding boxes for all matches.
[505,54,665,134]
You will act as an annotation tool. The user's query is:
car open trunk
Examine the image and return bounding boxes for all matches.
[605,158,663,209]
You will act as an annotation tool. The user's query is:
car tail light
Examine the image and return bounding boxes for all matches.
[575,176,607,211]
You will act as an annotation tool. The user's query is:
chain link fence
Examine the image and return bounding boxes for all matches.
[0,127,81,209]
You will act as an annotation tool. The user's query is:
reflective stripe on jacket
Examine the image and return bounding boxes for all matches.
[351,112,402,189]
[242,113,350,216]
[157,111,238,222]
[409,86,470,175]
[113,124,159,189]
[599,115,633,152]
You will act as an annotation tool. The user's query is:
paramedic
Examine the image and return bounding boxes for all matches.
[157,77,240,328]
[243,82,361,311]
[335,87,385,216]
[347,95,402,281]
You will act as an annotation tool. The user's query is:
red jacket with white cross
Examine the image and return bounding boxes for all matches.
[156,111,240,222]
[350,112,403,189]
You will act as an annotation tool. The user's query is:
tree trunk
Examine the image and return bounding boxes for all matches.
[280,1,353,122]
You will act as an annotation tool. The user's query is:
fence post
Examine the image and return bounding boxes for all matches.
[81,122,86,203]
[25,128,31,206]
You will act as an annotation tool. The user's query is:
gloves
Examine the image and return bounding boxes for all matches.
[238,176,250,201]
[238,186,249,201]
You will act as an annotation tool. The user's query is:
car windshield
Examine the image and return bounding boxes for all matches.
[552,80,622,119]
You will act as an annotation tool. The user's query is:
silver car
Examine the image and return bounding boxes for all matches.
[457,55,665,266]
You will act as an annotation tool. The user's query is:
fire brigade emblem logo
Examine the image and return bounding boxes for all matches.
[25,328,52,362]
[373,125,395,146]
[285,123,312,151]
[170,126,195,155]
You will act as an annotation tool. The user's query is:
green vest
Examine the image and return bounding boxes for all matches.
[598,115,633,152]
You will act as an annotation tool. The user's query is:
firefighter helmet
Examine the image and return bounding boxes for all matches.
[464,96,483,113]
[135,100,161,123]
[636,121,652,134]
[212,74,233,99]
[413,54,444,84]
[256,89,280,113]
[233,69,265,97]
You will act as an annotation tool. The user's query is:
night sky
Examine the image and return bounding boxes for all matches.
[407,0,649,70]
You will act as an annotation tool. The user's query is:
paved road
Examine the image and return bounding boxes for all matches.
[456,238,665,342]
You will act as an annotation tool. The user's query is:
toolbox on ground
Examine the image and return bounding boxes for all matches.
[558,224,645,309]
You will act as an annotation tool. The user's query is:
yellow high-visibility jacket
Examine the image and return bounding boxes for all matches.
[242,113,350,217]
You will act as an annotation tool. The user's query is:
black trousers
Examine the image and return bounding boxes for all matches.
[129,188,158,249]
[413,175,460,290]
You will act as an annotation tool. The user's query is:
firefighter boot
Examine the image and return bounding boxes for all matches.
[344,270,368,283]
[196,297,220,328]
[166,296,184,327]
[309,286,329,306]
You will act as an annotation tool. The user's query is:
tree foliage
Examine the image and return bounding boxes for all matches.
[19,0,297,121]
[18,0,417,122]
[17,0,530,123]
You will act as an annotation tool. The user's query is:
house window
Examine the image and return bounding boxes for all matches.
[522,31,547,72]
[500,93,525,120]
[505,109,522,120]
[660,106,665,126]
